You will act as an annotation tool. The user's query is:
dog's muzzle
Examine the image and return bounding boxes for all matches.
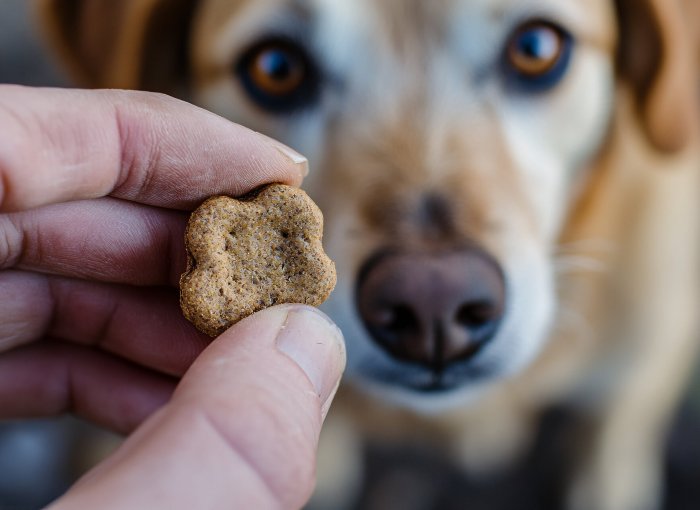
[355,247,506,379]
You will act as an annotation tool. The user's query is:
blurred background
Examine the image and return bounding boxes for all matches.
[1,0,700,509]
[0,0,65,86]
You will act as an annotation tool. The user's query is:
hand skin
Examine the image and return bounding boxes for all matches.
[0,85,346,509]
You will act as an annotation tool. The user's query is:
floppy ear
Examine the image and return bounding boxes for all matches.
[615,0,699,153]
[35,0,196,96]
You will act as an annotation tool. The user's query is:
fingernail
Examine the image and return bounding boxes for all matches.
[274,142,309,175]
[276,306,345,417]
[259,133,309,177]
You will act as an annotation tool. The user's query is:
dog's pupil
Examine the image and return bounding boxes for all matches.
[260,49,294,81]
[519,28,557,61]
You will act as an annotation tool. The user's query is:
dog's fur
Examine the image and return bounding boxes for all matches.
[37,1,700,508]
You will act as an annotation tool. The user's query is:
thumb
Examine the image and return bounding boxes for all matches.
[49,305,346,510]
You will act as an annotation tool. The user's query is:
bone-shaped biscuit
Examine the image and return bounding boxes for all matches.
[180,184,336,337]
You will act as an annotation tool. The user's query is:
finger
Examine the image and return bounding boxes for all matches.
[0,85,307,213]
[0,342,175,433]
[50,305,346,510]
[1,198,188,286]
[1,270,208,376]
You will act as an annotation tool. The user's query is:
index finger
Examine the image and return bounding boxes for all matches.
[0,85,307,212]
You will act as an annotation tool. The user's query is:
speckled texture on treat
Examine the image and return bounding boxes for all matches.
[180,184,336,337]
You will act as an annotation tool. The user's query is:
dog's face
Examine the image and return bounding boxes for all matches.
[188,0,617,411]
[40,0,695,414]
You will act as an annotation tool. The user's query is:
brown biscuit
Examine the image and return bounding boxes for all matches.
[180,184,336,337]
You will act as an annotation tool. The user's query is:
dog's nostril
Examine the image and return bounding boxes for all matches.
[380,305,419,333]
[456,301,498,329]
[367,304,421,346]
[356,248,506,370]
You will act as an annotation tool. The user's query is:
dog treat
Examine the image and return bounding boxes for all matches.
[180,184,336,337]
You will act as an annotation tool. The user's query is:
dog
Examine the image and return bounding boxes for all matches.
[37,0,700,509]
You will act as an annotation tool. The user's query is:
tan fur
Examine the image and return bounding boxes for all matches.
[37,1,700,509]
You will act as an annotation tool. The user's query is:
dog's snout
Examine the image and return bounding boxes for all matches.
[356,248,506,371]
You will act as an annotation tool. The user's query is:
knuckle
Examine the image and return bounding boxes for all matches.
[0,111,32,212]
[0,88,47,212]
[0,214,22,269]
[112,95,164,199]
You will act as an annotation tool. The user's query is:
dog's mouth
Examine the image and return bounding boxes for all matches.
[342,352,505,414]
[409,373,473,394]
[359,354,496,394]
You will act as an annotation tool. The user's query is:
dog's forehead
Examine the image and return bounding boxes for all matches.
[294,0,616,110]
[293,0,618,87]
[307,0,615,43]
[194,0,616,78]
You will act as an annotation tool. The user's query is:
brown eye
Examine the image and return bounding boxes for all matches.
[503,21,573,92]
[236,37,321,114]
[248,44,305,96]
[507,22,568,77]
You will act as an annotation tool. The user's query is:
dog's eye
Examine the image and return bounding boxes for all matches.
[236,38,320,114]
[504,21,573,91]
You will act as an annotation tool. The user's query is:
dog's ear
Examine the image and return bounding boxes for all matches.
[615,0,699,153]
[36,0,196,96]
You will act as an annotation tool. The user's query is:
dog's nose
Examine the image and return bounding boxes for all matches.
[356,249,506,370]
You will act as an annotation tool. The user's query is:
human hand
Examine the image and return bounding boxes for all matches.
[0,85,346,508]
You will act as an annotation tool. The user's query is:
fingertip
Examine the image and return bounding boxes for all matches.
[256,133,309,180]
[274,305,345,415]
[200,305,345,416]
